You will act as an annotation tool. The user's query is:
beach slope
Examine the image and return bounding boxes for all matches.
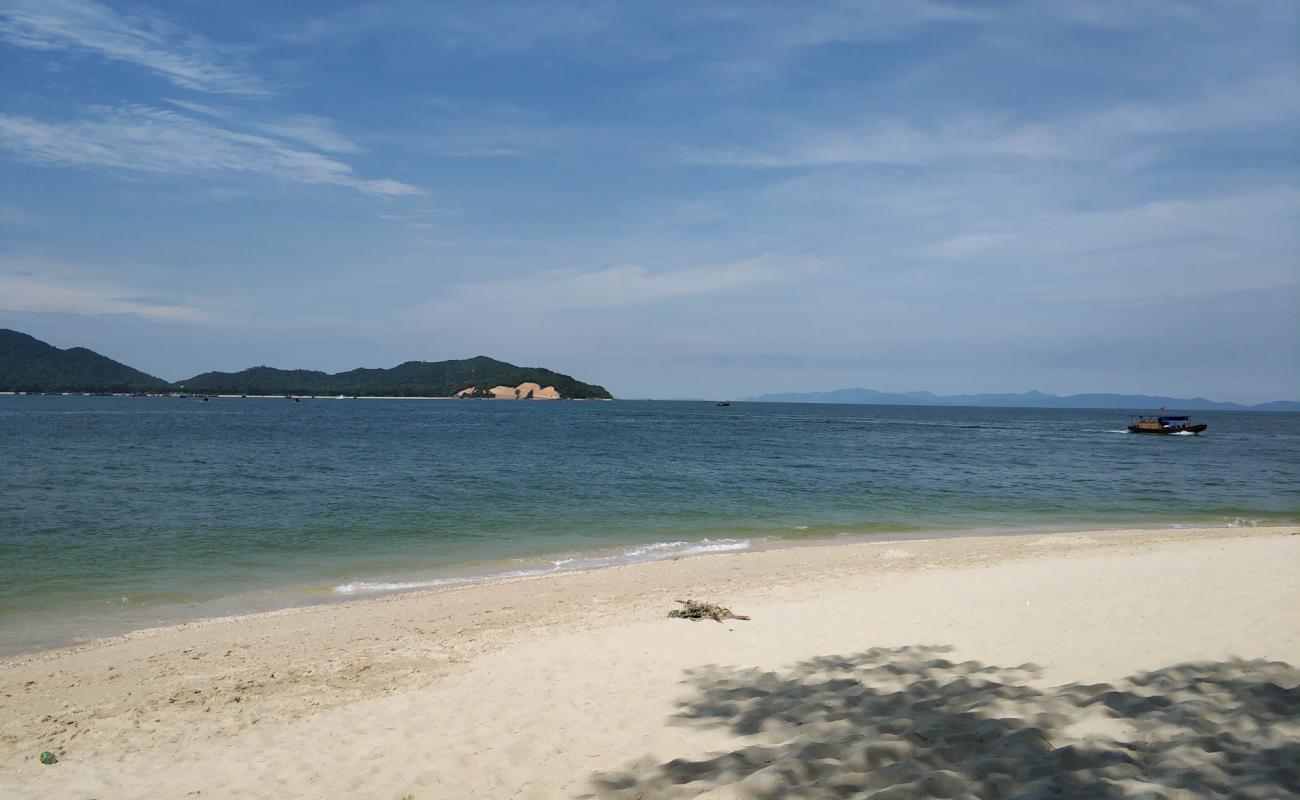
[2,526,1297,798]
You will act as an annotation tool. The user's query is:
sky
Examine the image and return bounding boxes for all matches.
[0,0,1297,402]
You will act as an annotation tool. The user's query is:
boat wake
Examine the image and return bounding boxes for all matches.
[333,538,753,595]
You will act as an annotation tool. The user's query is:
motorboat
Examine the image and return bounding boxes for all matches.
[1127,414,1207,435]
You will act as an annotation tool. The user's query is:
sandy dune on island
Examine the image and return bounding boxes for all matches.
[1,527,1297,799]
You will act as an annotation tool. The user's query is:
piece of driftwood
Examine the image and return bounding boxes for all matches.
[668,598,751,623]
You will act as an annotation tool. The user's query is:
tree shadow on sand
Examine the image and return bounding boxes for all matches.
[588,645,1298,799]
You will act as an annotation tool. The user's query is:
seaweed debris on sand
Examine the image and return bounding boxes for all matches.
[668,599,750,623]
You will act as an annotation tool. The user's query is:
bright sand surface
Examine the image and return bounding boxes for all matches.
[2,526,1298,798]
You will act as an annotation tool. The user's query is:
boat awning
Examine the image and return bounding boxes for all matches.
[1158,415,1189,421]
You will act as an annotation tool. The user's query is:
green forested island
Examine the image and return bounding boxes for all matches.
[0,329,171,393]
[179,358,611,398]
[0,329,612,399]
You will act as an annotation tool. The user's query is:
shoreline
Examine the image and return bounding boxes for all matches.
[2,525,1296,797]
[3,523,1294,668]
[3,519,1293,662]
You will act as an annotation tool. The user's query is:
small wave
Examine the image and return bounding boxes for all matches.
[333,537,752,595]
[621,538,751,559]
[334,569,549,594]
[621,540,687,556]
[1170,518,1262,530]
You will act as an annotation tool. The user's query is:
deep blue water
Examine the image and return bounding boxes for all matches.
[2,396,1297,653]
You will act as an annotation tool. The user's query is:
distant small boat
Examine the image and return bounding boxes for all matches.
[1127,413,1207,435]
[715,401,731,407]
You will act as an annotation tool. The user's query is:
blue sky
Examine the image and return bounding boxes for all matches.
[1,0,1296,401]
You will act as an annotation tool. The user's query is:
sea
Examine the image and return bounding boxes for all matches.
[2,395,1297,655]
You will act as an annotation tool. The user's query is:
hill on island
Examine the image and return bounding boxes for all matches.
[179,357,611,399]
[742,387,1299,412]
[0,329,612,399]
[0,328,171,393]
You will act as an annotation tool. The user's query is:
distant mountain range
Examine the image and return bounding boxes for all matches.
[0,329,612,399]
[741,387,1299,412]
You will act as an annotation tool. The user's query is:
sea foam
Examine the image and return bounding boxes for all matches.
[332,537,752,595]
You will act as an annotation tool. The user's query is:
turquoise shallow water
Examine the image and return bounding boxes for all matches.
[2,396,1297,654]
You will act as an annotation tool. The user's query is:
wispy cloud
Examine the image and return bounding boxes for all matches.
[678,73,1299,171]
[0,0,266,95]
[675,1,986,56]
[417,260,793,316]
[0,106,421,197]
[288,1,982,61]
[415,119,581,158]
[282,1,617,53]
[677,115,1053,169]
[919,187,1300,298]
[375,208,462,237]
[257,115,363,155]
[382,98,601,159]
[921,232,1021,260]
[0,268,210,323]
[164,99,364,154]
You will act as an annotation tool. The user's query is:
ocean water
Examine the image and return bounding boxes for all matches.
[2,396,1297,654]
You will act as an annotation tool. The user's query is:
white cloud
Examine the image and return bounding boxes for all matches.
[0,269,210,323]
[0,0,266,95]
[0,106,422,197]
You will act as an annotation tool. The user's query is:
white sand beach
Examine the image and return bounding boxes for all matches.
[2,526,1297,799]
